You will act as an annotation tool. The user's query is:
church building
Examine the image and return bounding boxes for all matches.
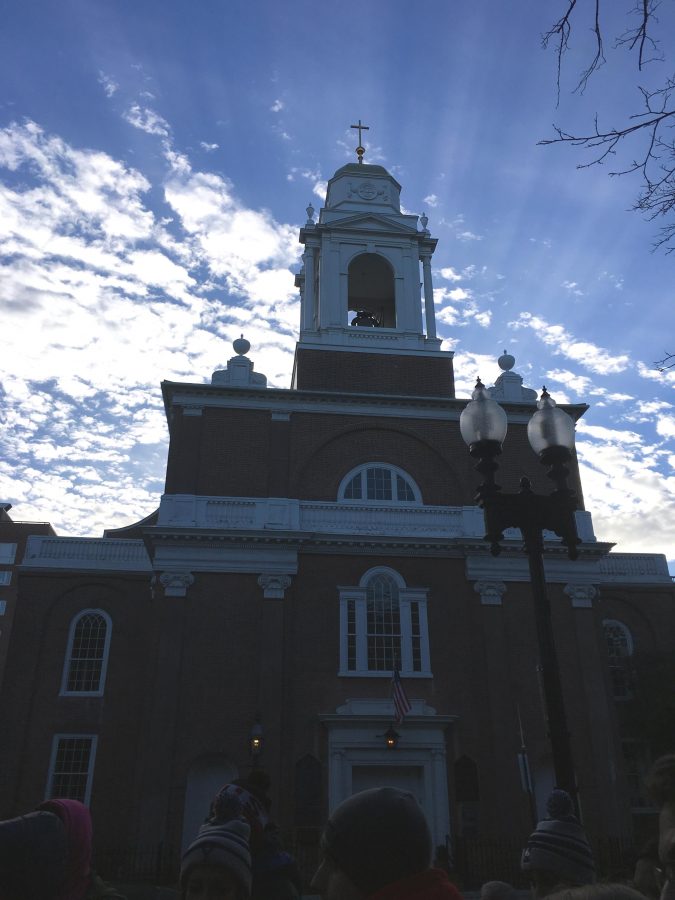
[1,153,673,883]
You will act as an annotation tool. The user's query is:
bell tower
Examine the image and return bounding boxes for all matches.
[292,148,455,398]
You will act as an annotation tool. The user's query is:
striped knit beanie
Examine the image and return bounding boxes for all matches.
[180,818,252,896]
[521,790,595,886]
[209,782,270,852]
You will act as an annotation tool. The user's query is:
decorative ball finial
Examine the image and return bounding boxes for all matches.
[233,334,250,356]
[498,350,515,372]
[420,212,429,231]
[306,203,315,224]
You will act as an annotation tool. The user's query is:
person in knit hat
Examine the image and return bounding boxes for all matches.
[521,790,595,899]
[0,799,124,900]
[180,818,252,900]
[311,787,463,900]
[480,881,518,900]
[206,772,301,900]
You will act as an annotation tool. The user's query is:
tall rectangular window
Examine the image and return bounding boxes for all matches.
[46,735,97,805]
[366,574,401,670]
[0,543,16,564]
[347,599,357,671]
[0,572,11,586]
[410,601,422,672]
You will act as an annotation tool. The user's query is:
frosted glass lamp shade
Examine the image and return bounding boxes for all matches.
[527,389,575,454]
[460,379,508,447]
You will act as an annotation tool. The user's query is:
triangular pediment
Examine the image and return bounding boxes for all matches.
[324,212,418,235]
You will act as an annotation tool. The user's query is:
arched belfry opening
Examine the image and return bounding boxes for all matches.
[348,253,396,328]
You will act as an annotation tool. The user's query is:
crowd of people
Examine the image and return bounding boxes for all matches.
[0,754,674,900]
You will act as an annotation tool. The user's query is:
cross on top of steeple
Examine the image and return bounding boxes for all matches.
[350,119,370,164]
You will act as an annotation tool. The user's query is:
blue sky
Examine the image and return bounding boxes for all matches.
[1,1,674,569]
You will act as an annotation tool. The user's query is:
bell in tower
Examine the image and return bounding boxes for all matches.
[292,127,455,398]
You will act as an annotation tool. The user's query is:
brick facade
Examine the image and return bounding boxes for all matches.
[1,158,672,884]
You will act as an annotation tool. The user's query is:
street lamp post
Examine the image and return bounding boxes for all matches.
[460,379,581,814]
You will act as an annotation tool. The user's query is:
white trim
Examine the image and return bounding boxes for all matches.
[321,699,453,849]
[60,609,112,697]
[45,733,98,806]
[0,571,11,586]
[358,566,407,589]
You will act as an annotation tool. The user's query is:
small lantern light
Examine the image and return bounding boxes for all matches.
[460,377,508,456]
[249,720,264,759]
[384,726,400,749]
[527,387,576,455]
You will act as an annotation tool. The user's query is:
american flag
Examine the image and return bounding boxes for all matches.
[392,665,411,724]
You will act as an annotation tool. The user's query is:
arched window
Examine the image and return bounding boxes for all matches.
[348,253,396,328]
[339,464,421,504]
[60,610,112,696]
[339,567,431,677]
[603,619,634,699]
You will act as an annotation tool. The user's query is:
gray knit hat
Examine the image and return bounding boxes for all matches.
[521,790,595,886]
[180,818,252,896]
[321,787,432,895]
[481,881,518,900]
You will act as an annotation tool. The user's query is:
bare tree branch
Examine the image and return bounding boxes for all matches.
[541,2,675,251]
[542,0,579,104]
[615,0,663,70]
[539,77,675,247]
[655,351,675,370]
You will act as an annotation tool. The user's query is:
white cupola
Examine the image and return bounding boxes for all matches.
[295,162,442,352]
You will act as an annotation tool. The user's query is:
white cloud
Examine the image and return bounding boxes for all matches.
[123,105,170,137]
[656,414,675,439]
[547,369,594,395]
[637,360,675,386]
[98,72,118,98]
[438,266,463,282]
[510,313,630,374]
[270,99,284,112]
[200,142,219,152]
[423,194,439,207]
[0,119,303,535]
[448,287,472,301]
[562,280,584,296]
[599,271,624,290]
[457,230,483,242]
[576,422,643,445]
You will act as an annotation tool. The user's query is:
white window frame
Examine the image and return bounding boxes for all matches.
[45,733,98,806]
[339,566,431,677]
[0,543,17,564]
[60,609,112,697]
[338,464,422,504]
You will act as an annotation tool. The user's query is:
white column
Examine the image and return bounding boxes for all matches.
[302,246,316,331]
[431,747,451,846]
[421,252,437,339]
